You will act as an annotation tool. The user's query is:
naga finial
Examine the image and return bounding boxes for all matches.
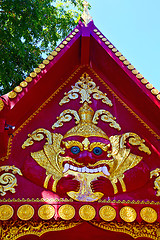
[81,1,92,27]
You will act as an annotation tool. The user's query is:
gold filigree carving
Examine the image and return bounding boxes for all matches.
[0,219,82,240]
[58,204,75,220]
[90,220,160,240]
[108,133,151,194]
[62,140,84,151]
[53,102,120,133]
[150,168,160,196]
[89,142,110,152]
[22,128,52,149]
[63,139,110,152]
[0,166,22,196]
[59,73,113,107]
[52,109,80,130]
[93,109,121,131]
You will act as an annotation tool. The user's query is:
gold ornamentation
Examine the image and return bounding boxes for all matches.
[59,73,113,107]
[107,132,151,194]
[0,205,14,220]
[14,86,22,93]
[25,76,32,82]
[22,130,64,180]
[43,174,52,188]
[151,89,159,95]
[146,83,153,89]
[65,170,104,202]
[38,64,45,69]
[51,51,57,56]
[141,78,148,84]
[38,204,55,220]
[8,91,17,99]
[81,1,92,27]
[34,68,41,73]
[79,205,96,220]
[58,204,75,220]
[30,72,37,77]
[63,140,84,151]
[0,219,82,240]
[0,166,22,196]
[140,207,157,223]
[91,220,160,240]
[89,142,110,152]
[0,99,4,111]
[82,137,90,150]
[120,206,137,222]
[150,168,160,196]
[22,128,53,149]
[99,206,116,221]
[132,69,139,75]
[20,81,28,87]
[53,102,120,137]
[92,109,121,131]
[52,179,59,192]
[43,59,49,64]
[47,55,54,60]
[17,204,34,220]
[127,64,135,70]
[52,109,80,129]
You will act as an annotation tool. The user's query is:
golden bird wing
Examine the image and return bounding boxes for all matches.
[31,133,64,179]
[113,153,143,178]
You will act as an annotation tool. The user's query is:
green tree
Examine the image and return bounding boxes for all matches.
[0,0,83,95]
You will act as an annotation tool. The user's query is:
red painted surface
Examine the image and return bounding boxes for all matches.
[0,20,160,239]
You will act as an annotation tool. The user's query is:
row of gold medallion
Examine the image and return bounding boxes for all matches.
[93,29,160,101]
[0,204,158,223]
[8,28,79,100]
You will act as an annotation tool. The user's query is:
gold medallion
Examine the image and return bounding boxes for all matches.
[34,68,41,73]
[0,205,14,220]
[99,205,116,221]
[146,83,153,89]
[120,206,137,222]
[119,56,125,61]
[14,86,22,93]
[8,91,17,99]
[17,204,34,220]
[43,59,49,65]
[151,89,159,95]
[140,207,157,223]
[141,78,148,84]
[51,51,58,56]
[25,77,32,82]
[38,64,45,69]
[115,51,122,56]
[30,72,37,78]
[75,29,79,32]
[136,74,143,79]
[20,81,28,88]
[79,205,96,221]
[0,99,4,111]
[132,69,139,75]
[47,55,54,60]
[58,204,75,220]
[38,204,55,220]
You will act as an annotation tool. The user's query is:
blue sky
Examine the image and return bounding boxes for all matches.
[89,0,160,91]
